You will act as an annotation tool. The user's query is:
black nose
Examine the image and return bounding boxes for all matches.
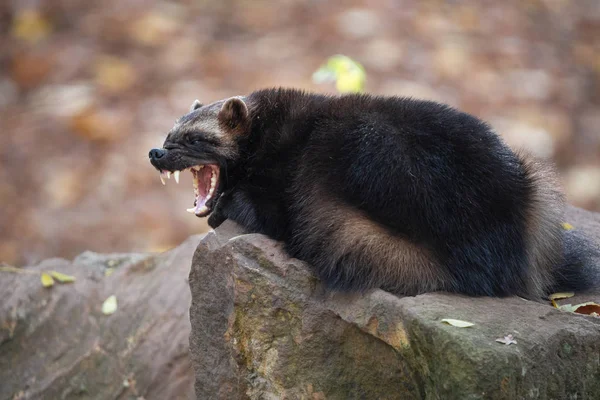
[149,148,166,160]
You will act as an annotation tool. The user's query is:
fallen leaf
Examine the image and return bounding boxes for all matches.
[558,303,578,313]
[572,303,600,316]
[548,292,575,300]
[11,9,52,43]
[336,71,366,94]
[441,318,474,327]
[496,334,517,345]
[41,272,55,288]
[313,55,366,94]
[102,295,118,315]
[562,222,575,231]
[49,270,76,283]
[105,267,115,277]
[551,299,559,308]
[558,302,600,316]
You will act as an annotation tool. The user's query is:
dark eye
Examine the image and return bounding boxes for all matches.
[189,138,202,145]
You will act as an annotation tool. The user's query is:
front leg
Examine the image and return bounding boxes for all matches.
[207,206,227,229]
[207,189,260,231]
[207,191,233,229]
[208,188,287,240]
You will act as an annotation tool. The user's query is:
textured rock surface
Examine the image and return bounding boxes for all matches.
[0,236,202,400]
[190,208,600,400]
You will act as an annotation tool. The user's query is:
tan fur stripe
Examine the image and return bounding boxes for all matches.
[332,204,449,294]
[294,184,448,295]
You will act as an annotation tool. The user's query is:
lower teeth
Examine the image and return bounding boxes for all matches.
[187,206,208,214]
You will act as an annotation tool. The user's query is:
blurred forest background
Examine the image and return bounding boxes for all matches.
[1,0,599,266]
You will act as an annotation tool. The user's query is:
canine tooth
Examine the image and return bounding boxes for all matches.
[186,207,196,213]
[160,174,166,185]
[167,171,171,179]
[174,171,180,183]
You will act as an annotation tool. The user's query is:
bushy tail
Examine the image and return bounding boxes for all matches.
[518,151,598,297]
[550,228,599,293]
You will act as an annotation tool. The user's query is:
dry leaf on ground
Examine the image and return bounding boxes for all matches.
[562,222,575,230]
[496,334,517,345]
[558,302,600,316]
[49,271,76,283]
[102,295,118,315]
[41,272,55,287]
[549,292,575,300]
[11,10,52,43]
[572,303,600,316]
[441,318,474,327]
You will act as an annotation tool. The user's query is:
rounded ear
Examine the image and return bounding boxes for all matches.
[218,97,249,129]
[189,99,203,112]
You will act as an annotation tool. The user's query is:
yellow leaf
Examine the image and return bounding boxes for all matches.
[41,272,55,288]
[49,270,76,283]
[548,292,574,300]
[562,222,575,231]
[102,295,118,315]
[336,71,365,93]
[551,299,559,308]
[441,318,474,327]
[313,55,366,94]
[11,9,52,43]
[104,267,115,277]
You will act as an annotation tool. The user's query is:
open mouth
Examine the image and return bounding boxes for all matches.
[158,164,220,217]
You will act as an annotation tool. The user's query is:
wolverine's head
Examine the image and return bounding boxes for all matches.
[149,96,250,217]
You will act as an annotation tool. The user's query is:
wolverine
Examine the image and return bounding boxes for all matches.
[149,88,596,298]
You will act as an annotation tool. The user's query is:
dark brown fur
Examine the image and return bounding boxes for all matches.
[150,88,596,298]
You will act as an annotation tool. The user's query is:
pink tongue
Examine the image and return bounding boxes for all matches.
[193,167,213,213]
